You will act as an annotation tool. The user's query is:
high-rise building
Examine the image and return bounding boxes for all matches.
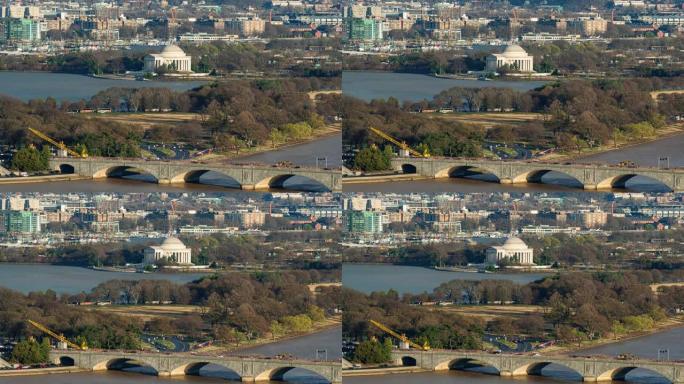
[225,211,266,228]
[1,210,41,234]
[344,210,383,233]
[1,17,41,42]
[347,17,383,41]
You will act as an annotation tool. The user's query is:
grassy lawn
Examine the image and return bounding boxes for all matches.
[435,304,545,321]
[428,112,544,128]
[86,112,202,130]
[87,304,203,321]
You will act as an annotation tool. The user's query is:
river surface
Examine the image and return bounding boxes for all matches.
[0,327,341,384]
[0,264,207,294]
[0,71,206,102]
[342,71,547,102]
[342,264,549,294]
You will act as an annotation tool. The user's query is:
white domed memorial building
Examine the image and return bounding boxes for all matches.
[485,44,534,73]
[485,236,534,266]
[143,44,192,73]
[143,236,193,266]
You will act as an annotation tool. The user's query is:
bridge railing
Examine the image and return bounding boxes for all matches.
[55,349,336,364]
[392,156,680,170]
[52,157,341,172]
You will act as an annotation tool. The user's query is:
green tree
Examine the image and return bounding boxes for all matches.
[282,314,313,332]
[11,146,49,172]
[353,146,390,172]
[307,305,326,322]
[11,338,50,365]
[352,338,392,364]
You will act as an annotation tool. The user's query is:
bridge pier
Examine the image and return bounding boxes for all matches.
[499,178,513,184]
[158,178,172,184]
[583,184,598,190]
[241,375,256,382]
[241,184,256,190]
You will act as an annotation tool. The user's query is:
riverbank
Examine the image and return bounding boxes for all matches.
[196,316,342,355]
[0,367,88,377]
[543,316,684,356]
[343,366,427,377]
[0,174,90,184]
[342,174,431,184]
[538,123,684,163]
[196,125,341,162]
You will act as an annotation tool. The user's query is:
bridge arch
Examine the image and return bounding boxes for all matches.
[512,169,584,188]
[54,355,74,366]
[597,366,674,383]
[254,366,331,383]
[400,163,417,174]
[401,356,417,366]
[511,361,583,380]
[435,358,501,374]
[435,165,501,182]
[254,174,331,192]
[57,163,75,174]
[169,169,241,188]
[92,165,159,182]
[169,361,242,380]
[596,174,673,192]
[91,357,159,375]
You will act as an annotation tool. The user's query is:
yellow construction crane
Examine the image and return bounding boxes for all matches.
[369,319,430,351]
[369,127,430,158]
[27,319,88,351]
[28,128,88,158]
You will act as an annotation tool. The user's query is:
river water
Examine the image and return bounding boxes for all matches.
[0,71,206,102]
[342,71,547,102]
[342,264,549,294]
[0,264,208,294]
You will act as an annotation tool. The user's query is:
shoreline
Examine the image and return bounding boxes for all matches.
[198,318,341,355]
[538,126,684,163]
[342,174,431,184]
[547,317,684,356]
[343,366,427,376]
[227,127,341,162]
[0,367,88,377]
[0,174,90,184]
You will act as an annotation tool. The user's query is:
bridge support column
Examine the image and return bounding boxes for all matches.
[241,184,256,190]
[500,371,513,377]
[499,178,513,184]
[583,184,598,190]
[583,376,599,382]
[241,376,256,382]
[158,371,172,377]
[158,178,171,184]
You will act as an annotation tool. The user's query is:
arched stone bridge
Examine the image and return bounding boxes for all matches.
[49,157,341,192]
[393,350,684,383]
[51,350,341,383]
[392,158,684,191]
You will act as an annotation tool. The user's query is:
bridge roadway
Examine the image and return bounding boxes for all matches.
[392,158,684,192]
[50,350,341,383]
[393,350,684,383]
[48,157,342,192]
